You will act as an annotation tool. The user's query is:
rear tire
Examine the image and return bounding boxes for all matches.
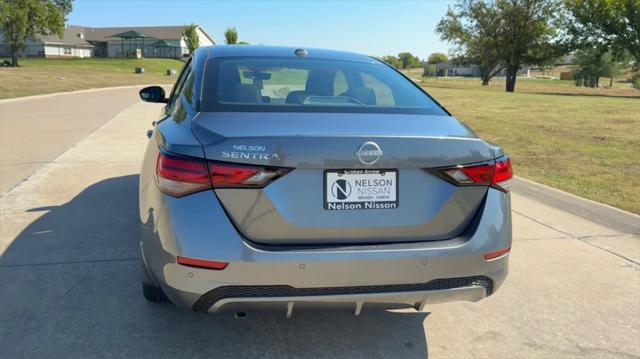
[142,283,167,302]
[140,255,167,302]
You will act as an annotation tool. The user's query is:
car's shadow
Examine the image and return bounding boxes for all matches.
[0,175,429,358]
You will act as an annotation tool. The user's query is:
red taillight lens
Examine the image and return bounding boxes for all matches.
[177,256,228,270]
[492,157,513,191]
[156,153,211,197]
[444,163,493,185]
[156,152,291,197]
[435,156,513,192]
[209,162,289,188]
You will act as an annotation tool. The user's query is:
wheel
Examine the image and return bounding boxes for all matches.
[142,283,167,302]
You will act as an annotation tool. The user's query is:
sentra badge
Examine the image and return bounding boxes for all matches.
[222,144,280,160]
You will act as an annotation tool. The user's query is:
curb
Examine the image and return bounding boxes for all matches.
[511,176,639,235]
[0,84,173,104]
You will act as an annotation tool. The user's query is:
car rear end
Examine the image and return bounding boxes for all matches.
[139,46,512,315]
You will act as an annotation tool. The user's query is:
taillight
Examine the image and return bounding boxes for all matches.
[209,162,290,188]
[432,156,513,192]
[156,153,211,197]
[156,152,291,197]
[443,163,493,185]
[492,157,513,191]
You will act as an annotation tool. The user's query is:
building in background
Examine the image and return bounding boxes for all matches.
[434,60,482,77]
[433,60,530,78]
[0,24,214,59]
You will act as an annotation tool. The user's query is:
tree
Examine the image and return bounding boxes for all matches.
[0,0,72,67]
[427,52,448,64]
[565,0,640,65]
[398,52,421,69]
[182,23,200,54]
[381,55,402,68]
[437,0,565,91]
[424,63,437,77]
[601,51,629,87]
[496,0,565,92]
[436,1,505,86]
[573,47,630,87]
[224,27,238,45]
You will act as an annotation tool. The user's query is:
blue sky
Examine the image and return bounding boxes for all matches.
[67,0,454,59]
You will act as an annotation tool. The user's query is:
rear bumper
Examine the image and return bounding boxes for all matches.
[208,287,487,315]
[194,276,493,314]
[139,185,511,313]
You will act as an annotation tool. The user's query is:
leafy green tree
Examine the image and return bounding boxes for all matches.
[424,63,438,77]
[398,52,421,69]
[0,0,72,67]
[427,52,448,64]
[498,0,565,92]
[436,1,505,86]
[182,23,200,54]
[565,0,640,64]
[438,0,565,91]
[573,47,630,87]
[224,27,238,45]
[381,55,402,69]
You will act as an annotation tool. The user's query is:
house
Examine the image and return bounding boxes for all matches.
[434,60,482,77]
[431,60,531,78]
[0,25,94,59]
[0,24,215,59]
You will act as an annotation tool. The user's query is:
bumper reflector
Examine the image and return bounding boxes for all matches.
[483,247,511,261]
[177,256,229,270]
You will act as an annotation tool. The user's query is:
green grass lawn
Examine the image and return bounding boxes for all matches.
[0,58,184,99]
[419,77,640,214]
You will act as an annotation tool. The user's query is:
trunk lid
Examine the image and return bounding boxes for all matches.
[191,112,497,245]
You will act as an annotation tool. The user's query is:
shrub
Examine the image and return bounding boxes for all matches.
[633,74,640,90]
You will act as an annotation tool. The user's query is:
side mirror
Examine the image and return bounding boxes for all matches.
[139,86,167,103]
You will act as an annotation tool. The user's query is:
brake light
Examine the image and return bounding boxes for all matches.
[156,153,211,197]
[177,256,228,270]
[492,157,513,191]
[209,162,290,188]
[156,152,291,197]
[443,163,493,185]
[434,156,513,192]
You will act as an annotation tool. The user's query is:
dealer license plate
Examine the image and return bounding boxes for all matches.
[324,169,398,210]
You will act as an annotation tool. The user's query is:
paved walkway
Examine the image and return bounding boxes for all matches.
[0,87,143,194]
[0,101,638,358]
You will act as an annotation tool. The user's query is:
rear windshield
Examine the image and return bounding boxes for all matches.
[201,57,447,115]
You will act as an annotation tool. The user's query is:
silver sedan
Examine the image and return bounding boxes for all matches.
[137,45,512,316]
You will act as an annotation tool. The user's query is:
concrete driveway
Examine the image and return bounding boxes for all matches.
[0,99,638,358]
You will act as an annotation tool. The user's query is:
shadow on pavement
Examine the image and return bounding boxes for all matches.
[0,175,429,358]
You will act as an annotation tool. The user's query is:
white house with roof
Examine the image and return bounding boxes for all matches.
[0,24,215,59]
